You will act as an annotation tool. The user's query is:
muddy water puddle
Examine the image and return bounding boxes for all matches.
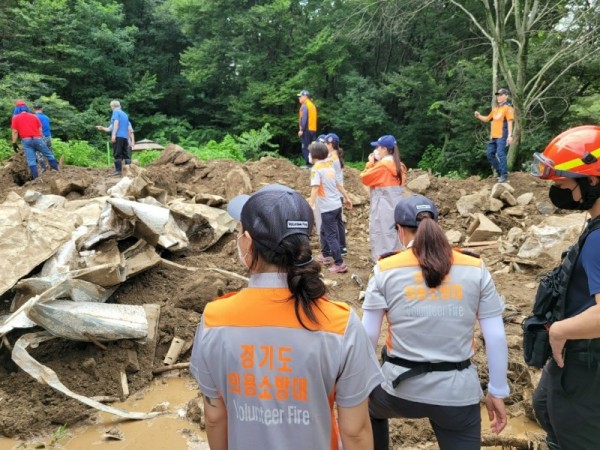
[0,373,207,450]
[481,405,543,449]
[0,373,543,449]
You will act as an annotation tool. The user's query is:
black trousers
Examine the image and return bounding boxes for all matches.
[369,385,481,450]
[533,358,600,449]
[301,130,316,164]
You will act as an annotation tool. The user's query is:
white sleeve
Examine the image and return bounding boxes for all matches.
[361,308,385,351]
[479,315,510,398]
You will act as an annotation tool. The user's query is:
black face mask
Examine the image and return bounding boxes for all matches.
[549,185,581,210]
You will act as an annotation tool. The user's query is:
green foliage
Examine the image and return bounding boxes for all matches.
[0,0,598,178]
[187,135,245,162]
[52,139,106,167]
[237,124,279,160]
[344,161,366,170]
[0,140,13,162]
[136,150,162,167]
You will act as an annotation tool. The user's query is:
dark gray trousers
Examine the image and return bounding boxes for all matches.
[369,385,481,450]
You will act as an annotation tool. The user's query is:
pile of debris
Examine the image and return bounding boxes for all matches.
[0,165,235,420]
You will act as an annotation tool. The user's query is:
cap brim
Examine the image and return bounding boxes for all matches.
[227,194,250,221]
[227,184,295,220]
[370,141,380,147]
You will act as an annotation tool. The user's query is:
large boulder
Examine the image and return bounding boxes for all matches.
[407,174,431,194]
[517,213,587,261]
[456,193,486,217]
[224,167,252,200]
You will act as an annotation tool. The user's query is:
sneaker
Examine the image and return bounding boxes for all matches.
[341,247,348,256]
[328,263,348,273]
[498,175,508,183]
[316,254,334,265]
[110,171,122,177]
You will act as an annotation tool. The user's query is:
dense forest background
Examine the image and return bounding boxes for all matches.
[1,0,599,176]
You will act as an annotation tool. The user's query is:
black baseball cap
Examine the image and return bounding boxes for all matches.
[227,184,313,253]
[495,88,510,96]
[394,194,439,228]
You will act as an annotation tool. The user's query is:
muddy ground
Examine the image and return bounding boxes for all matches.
[0,150,556,447]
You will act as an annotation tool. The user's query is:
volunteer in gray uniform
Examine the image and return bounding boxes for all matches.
[190,184,383,450]
[362,194,509,450]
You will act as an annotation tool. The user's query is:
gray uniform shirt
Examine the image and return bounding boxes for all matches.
[363,249,504,406]
[191,273,383,449]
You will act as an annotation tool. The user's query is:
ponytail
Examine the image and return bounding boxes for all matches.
[390,144,404,184]
[249,234,326,330]
[411,215,452,288]
[331,142,345,168]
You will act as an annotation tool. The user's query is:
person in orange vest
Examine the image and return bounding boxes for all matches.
[474,88,514,183]
[360,135,406,262]
[297,89,317,167]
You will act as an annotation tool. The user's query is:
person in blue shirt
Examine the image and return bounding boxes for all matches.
[96,100,130,176]
[531,126,600,450]
[33,104,52,150]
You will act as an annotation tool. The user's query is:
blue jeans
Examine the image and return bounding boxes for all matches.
[486,138,508,177]
[22,138,56,167]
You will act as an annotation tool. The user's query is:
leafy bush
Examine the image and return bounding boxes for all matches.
[0,140,14,162]
[237,124,279,160]
[52,139,107,167]
[344,161,366,170]
[188,135,245,161]
[136,150,162,167]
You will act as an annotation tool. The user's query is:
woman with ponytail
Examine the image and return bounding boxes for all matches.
[190,184,383,450]
[361,194,509,450]
[360,134,406,261]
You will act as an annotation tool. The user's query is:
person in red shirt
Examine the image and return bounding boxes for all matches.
[11,100,59,179]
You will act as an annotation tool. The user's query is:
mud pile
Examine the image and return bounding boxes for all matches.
[0,147,559,447]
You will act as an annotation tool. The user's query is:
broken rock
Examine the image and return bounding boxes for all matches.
[491,183,515,199]
[516,192,534,206]
[225,168,252,200]
[445,229,462,245]
[468,214,503,242]
[502,206,526,217]
[456,193,485,217]
[499,191,517,206]
[407,174,431,193]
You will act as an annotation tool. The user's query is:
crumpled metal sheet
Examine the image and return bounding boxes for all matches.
[168,198,236,250]
[12,332,160,420]
[0,193,81,297]
[27,300,148,342]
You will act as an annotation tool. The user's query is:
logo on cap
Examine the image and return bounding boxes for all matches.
[287,220,309,229]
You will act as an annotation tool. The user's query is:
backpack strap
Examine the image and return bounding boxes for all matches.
[554,216,600,320]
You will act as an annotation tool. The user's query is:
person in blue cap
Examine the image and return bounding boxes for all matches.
[360,135,406,261]
[363,194,508,450]
[326,132,348,256]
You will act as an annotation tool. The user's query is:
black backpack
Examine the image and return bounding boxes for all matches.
[523,216,600,368]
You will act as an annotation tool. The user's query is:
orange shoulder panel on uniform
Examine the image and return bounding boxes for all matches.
[203,288,351,335]
[212,291,239,301]
[378,249,419,272]
[451,249,483,267]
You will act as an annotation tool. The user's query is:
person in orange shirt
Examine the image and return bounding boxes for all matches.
[474,88,514,183]
[360,135,406,262]
[297,89,317,167]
